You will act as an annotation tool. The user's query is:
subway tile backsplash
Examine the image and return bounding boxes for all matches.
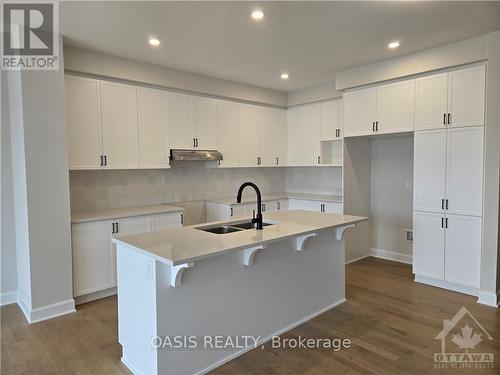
[69,166,342,211]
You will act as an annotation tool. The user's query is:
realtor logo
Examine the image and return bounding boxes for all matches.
[434,306,494,369]
[1,0,59,70]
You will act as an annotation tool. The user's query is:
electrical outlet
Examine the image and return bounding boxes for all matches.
[405,229,413,242]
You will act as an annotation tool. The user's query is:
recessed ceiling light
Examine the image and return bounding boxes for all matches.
[388,41,400,49]
[149,38,160,47]
[280,73,289,80]
[251,10,264,21]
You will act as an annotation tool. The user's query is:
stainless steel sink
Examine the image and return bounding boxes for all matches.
[199,226,243,234]
[231,221,274,230]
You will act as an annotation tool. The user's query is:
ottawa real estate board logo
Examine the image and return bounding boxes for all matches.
[1,0,59,70]
[434,306,494,369]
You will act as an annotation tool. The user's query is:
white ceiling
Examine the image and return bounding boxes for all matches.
[60,1,500,92]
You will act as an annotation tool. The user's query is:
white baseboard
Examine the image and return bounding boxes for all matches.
[75,287,117,305]
[370,248,412,264]
[0,291,17,306]
[195,298,347,375]
[17,297,76,324]
[477,290,499,308]
[345,254,370,265]
[414,275,478,297]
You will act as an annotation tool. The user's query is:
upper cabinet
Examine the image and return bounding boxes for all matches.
[286,103,321,166]
[170,92,195,149]
[193,97,217,150]
[238,103,259,167]
[257,107,275,167]
[100,81,140,169]
[320,99,343,140]
[415,65,485,131]
[216,101,239,167]
[137,87,169,168]
[344,80,415,137]
[65,75,103,170]
[274,109,287,166]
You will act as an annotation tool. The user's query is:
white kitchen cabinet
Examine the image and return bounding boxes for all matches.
[193,97,217,149]
[445,215,481,288]
[100,81,140,169]
[288,199,340,213]
[287,104,321,166]
[376,80,415,134]
[325,202,343,214]
[257,107,275,167]
[238,103,259,167]
[170,92,195,149]
[72,211,182,300]
[412,211,445,280]
[286,107,302,166]
[274,109,287,166]
[413,130,447,213]
[415,73,448,131]
[65,75,103,170]
[448,65,485,128]
[320,99,342,140]
[216,101,239,167]
[446,126,484,216]
[276,199,289,211]
[72,220,114,297]
[415,65,485,130]
[344,87,376,137]
[137,87,170,168]
[150,212,183,231]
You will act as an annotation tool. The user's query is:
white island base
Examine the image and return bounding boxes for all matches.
[115,211,365,375]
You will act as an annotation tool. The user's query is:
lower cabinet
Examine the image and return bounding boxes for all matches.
[206,199,290,222]
[72,211,182,299]
[413,211,481,290]
[288,199,343,214]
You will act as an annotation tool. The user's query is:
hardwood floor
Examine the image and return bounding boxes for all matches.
[2,257,499,374]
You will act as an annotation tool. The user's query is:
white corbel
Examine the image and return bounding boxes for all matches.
[294,233,317,251]
[335,224,355,240]
[242,245,267,266]
[170,262,194,287]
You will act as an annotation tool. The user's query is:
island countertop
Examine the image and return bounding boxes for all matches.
[112,210,367,266]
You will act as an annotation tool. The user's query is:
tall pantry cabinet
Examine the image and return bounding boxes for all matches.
[412,65,485,294]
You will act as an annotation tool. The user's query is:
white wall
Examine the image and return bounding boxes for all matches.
[284,167,342,196]
[6,39,74,320]
[287,81,342,107]
[370,137,414,260]
[1,72,18,301]
[64,46,287,107]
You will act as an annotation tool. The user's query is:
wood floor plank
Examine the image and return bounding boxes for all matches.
[1,257,499,374]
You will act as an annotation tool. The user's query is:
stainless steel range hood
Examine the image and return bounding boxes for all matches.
[170,149,223,161]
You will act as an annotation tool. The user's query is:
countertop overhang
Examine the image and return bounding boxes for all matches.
[112,210,367,266]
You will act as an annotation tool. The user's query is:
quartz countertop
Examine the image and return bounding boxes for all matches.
[112,210,366,266]
[71,204,184,224]
[207,192,342,205]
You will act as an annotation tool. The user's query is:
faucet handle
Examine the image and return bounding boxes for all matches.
[252,209,256,219]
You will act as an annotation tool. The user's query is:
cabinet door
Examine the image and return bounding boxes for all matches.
[376,79,415,134]
[448,65,485,128]
[257,107,275,167]
[137,87,169,168]
[445,215,481,287]
[65,75,103,169]
[194,96,217,149]
[413,130,447,213]
[446,126,484,216]
[216,101,239,167]
[170,92,195,149]
[293,199,323,212]
[276,199,289,211]
[286,107,302,166]
[301,103,321,166]
[325,202,343,214]
[150,212,182,231]
[72,220,114,296]
[320,100,339,141]
[412,211,445,280]
[415,73,448,131]
[274,109,287,166]
[344,87,376,137]
[238,103,259,167]
[100,81,139,169]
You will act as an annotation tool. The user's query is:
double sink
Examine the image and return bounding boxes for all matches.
[196,220,274,234]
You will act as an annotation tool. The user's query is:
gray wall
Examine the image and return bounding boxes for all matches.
[64,46,287,107]
[370,136,414,257]
[287,81,342,107]
[1,72,17,296]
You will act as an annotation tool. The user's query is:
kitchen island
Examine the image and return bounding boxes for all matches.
[113,210,367,375]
